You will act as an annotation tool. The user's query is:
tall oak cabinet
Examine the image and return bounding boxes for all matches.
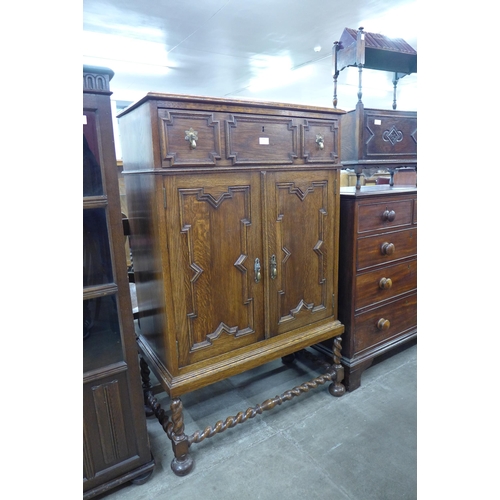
[118,93,346,475]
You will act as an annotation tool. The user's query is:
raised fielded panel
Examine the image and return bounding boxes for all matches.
[158,109,222,168]
[265,170,337,337]
[226,114,298,165]
[164,172,265,367]
[301,118,340,164]
[362,109,417,160]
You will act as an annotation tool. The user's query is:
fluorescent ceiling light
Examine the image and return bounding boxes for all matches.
[83,31,170,75]
[247,53,314,92]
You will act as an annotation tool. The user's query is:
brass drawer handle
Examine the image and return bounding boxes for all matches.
[377,318,391,330]
[379,277,392,289]
[270,254,277,279]
[383,209,396,221]
[381,242,395,255]
[185,127,198,149]
[254,258,262,283]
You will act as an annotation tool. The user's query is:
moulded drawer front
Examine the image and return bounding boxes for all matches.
[357,228,416,271]
[353,293,417,353]
[226,114,298,165]
[355,259,417,311]
[362,110,417,160]
[158,109,222,167]
[302,118,340,164]
[357,198,414,233]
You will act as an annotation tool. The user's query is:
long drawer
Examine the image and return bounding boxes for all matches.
[353,293,417,353]
[157,108,340,168]
[357,227,417,271]
[357,198,414,233]
[355,258,417,311]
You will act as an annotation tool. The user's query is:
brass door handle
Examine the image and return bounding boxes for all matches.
[270,254,277,279]
[315,134,324,149]
[254,258,261,283]
[379,277,392,289]
[185,127,198,149]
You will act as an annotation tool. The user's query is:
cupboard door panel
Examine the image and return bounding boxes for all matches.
[166,172,265,366]
[266,170,336,336]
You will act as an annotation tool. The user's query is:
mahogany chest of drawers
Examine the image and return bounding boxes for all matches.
[335,185,417,391]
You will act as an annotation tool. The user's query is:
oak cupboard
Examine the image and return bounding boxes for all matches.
[118,93,346,475]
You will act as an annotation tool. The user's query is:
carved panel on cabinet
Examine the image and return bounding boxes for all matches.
[267,171,336,336]
[362,109,417,159]
[302,119,339,164]
[91,379,129,464]
[158,109,221,167]
[226,114,298,165]
[166,173,265,367]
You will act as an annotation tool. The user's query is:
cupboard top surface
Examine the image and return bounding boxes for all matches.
[117,92,346,118]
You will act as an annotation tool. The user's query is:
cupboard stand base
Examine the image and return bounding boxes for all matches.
[140,346,345,477]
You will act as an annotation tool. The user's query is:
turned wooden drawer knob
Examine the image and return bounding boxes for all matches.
[379,277,392,289]
[377,318,391,330]
[380,242,395,255]
[383,209,396,221]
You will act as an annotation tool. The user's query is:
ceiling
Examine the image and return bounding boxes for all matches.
[83,0,417,113]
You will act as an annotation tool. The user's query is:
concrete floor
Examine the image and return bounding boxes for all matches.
[95,342,417,500]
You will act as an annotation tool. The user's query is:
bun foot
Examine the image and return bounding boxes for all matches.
[171,454,194,476]
[328,381,346,397]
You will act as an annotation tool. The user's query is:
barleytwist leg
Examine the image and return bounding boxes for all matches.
[139,356,154,417]
[328,336,346,397]
[168,398,193,476]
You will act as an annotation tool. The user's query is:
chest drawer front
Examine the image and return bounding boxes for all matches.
[158,109,222,167]
[355,259,417,310]
[357,198,414,233]
[301,118,340,164]
[357,228,416,271]
[353,293,417,353]
[226,114,298,165]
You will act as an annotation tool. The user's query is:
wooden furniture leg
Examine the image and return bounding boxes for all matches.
[140,340,345,477]
[328,336,346,397]
[343,359,374,392]
[169,399,194,476]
